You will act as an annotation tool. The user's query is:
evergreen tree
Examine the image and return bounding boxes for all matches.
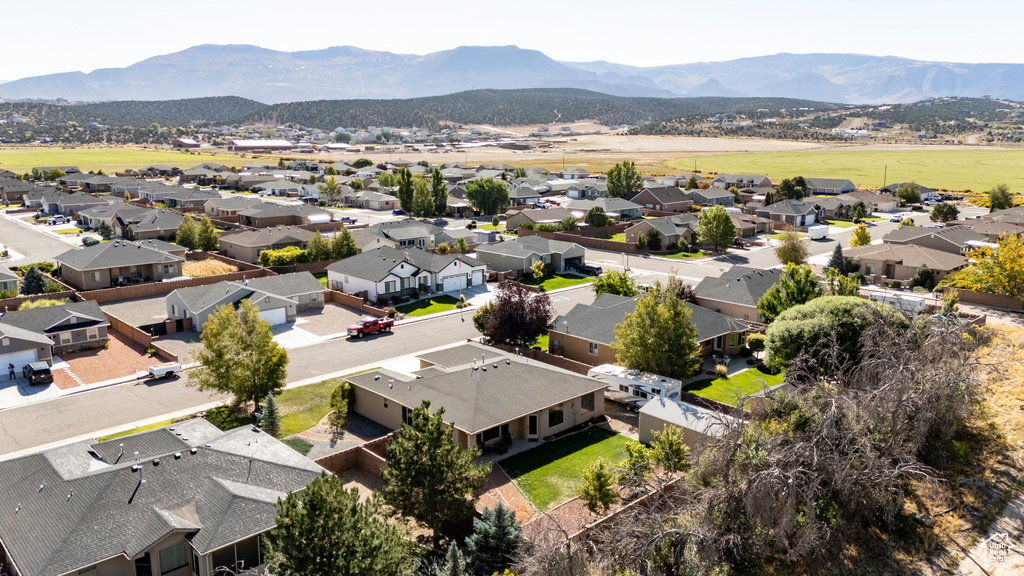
[579,458,619,514]
[849,223,871,247]
[97,222,115,240]
[429,545,468,576]
[988,183,1014,212]
[825,243,846,273]
[382,401,491,548]
[397,168,414,213]
[329,381,354,430]
[20,266,46,295]
[331,229,359,259]
[757,263,824,323]
[196,216,219,251]
[260,393,281,437]
[455,237,469,254]
[306,232,333,262]
[431,168,448,217]
[466,503,523,576]
[683,175,699,190]
[176,216,198,250]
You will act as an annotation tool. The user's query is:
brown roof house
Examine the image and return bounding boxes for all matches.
[505,207,576,230]
[346,342,606,450]
[473,236,585,275]
[881,225,987,254]
[237,202,332,228]
[0,300,110,356]
[843,244,968,285]
[549,293,749,367]
[624,214,697,246]
[630,186,694,213]
[218,226,317,264]
[55,240,185,290]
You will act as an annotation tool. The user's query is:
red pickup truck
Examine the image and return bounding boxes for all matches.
[347,316,394,338]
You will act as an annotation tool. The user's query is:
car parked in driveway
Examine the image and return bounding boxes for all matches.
[574,263,603,276]
[46,215,68,225]
[23,362,53,385]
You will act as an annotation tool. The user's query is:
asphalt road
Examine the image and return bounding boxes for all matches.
[0,213,80,265]
[0,285,597,457]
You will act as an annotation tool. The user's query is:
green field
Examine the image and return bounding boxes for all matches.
[0,148,248,174]
[666,149,1024,192]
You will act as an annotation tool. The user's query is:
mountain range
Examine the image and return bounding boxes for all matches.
[2,44,1024,105]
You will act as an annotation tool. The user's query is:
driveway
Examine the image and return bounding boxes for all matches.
[0,372,65,409]
[0,212,80,265]
[289,304,362,338]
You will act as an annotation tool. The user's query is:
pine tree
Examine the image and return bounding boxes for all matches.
[20,266,46,295]
[176,216,198,250]
[261,393,281,437]
[466,503,523,576]
[825,243,846,273]
[430,546,468,576]
[331,229,359,260]
[97,222,115,240]
[196,216,219,251]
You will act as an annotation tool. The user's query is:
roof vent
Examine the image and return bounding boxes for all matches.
[190,447,198,454]
[131,464,141,471]
[205,443,211,448]
[38,484,44,492]
[152,459,160,466]
[174,452,181,459]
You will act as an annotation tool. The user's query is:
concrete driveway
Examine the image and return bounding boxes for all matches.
[0,375,64,409]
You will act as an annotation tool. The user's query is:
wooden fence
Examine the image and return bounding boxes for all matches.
[77,268,277,304]
[314,433,391,477]
[945,287,1024,310]
[517,228,640,253]
[485,341,594,375]
[185,250,264,271]
[104,312,178,362]
[0,291,78,313]
[325,289,388,317]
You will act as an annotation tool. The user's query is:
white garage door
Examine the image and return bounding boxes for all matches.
[472,270,483,285]
[442,274,466,292]
[258,307,288,326]
[0,349,40,375]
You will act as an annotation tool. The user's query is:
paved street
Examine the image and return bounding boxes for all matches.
[0,212,80,265]
[0,285,597,457]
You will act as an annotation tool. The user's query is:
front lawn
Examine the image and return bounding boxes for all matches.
[54,227,84,234]
[396,294,461,317]
[479,223,504,231]
[313,272,328,287]
[277,378,346,437]
[654,249,707,260]
[502,427,636,510]
[684,365,784,406]
[599,233,626,242]
[97,419,176,442]
[825,220,857,229]
[521,273,594,291]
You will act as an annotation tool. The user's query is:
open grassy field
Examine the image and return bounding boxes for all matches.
[0,147,247,174]
[665,149,1024,192]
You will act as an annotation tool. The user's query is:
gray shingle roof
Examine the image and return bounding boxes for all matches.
[0,301,109,335]
[765,199,820,216]
[348,343,605,434]
[219,226,316,248]
[474,235,581,258]
[0,266,20,282]
[566,198,642,213]
[843,243,969,271]
[326,247,481,282]
[55,240,183,271]
[171,272,324,314]
[0,420,322,576]
[695,267,783,307]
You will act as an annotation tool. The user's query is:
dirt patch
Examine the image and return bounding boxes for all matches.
[292,304,363,338]
[58,332,152,385]
[340,468,384,502]
[478,465,538,524]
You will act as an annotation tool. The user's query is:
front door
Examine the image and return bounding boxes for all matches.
[714,335,724,351]
[527,414,538,441]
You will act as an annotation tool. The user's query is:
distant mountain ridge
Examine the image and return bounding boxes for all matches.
[2,45,1024,104]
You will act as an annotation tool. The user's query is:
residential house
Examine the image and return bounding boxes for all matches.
[694,267,784,322]
[56,192,110,216]
[55,240,185,290]
[685,188,735,207]
[881,226,987,254]
[624,214,697,246]
[0,323,55,372]
[23,189,63,213]
[166,272,325,329]
[979,206,1024,226]
[346,342,605,449]
[843,244,968,284]
[508,184,542,207]
[555,168,591,179]
[847,189,899,213]
[347,189,398,211]
[549,293,749,366]
[878,182,939,201]
[945,219,1024,241]
[566,197,643,220]
[218,226,317,264]
[0,266,19,293]
[76,203,146,231]
[362,218,475,250]
[327,246,485,303]
[349,230,398,252]
[473,236,585,275]
[0,178,37,204]
[505,207,577,230]
[138,184,186,203]
[804,178,856,195]
[0,419,323,576]
[813,194,869,219]
[710,174,772,189]
[446,195,474,218]
[756,199,823,227]
[140,165,183,178]
[0,300,110,355]
[253,180,302,197]
[117,209,185,241]
[162,188,222,209]
[236,203,332,228]
[730,212,773,237]
[203,196,262,219]
[630,187,694,213]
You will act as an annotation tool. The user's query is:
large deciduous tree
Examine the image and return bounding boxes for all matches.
[188,299,288,411]
[774,230,808,265]
[330,229,359,260]
[412,178,434,217]
[942,233,1024,298]
[988,182,1014,212]
[696,205,736,252]
[397,168,414,213]
[611,276,701,380]
[480,279,553,347]
[930,202,959,222]
[606,161,643,198]
[265,473,412,576]
[305,232,332,262]
[318,176,344,205]
[465,177,510,215]
[895,182,921,205]
[756,263,824,323]
[584,206,612,227]
[591,270,639,297]
[382,400,491,548]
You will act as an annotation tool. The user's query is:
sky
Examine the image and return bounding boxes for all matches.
[3,0,1024,81]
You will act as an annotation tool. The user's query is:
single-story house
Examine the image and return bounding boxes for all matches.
[804,178,856,195]
[0,178,36,204]
[236,203,332,228]
[56,192,110,216]
[945,219,1024,241]
[710,174,772,190]
[694,267,784,322]
[326,246,485,304]
[878,182,939,201]
[0,419,323,576]
[813,194,870,219]
[508,184,542,206]
[116,209,185,241]
[166,272,326,330]
[755,199,823,227]
[639,396,742,445]
[203,196,262,218]
[624,214,697,246]
[881,225,987,254]
[162,188,222,208]
[686,188,735,207]
[0,266,20,293]
[349,230,398,253]
[55,240,185,290]
[843,244,969,285]
[730,212,773,237]
[473,236,585,275]
[0,323,55,371]
[0,300,110,356]
[218,226,317,264]
[549,293,749,366]
[846,190,899,213]
[505,207,577,230]
[346,342,606,449]
[979,206,1024,226]
[630,187,694,213]
[566,198,643,220]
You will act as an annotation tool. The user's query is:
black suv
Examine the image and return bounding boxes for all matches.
[23,362,53,386]
[575,263,603,276]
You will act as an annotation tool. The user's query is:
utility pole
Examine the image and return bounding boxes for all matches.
[883,164,887,187]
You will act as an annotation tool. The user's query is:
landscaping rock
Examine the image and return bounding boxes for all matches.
[913,513,936,527]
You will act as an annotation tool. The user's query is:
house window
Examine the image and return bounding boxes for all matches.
[481,426,500,442]
[310,293,317,303]
[171,304,177,317]
[86,328,98,340]
[401,277,412,289]
[588,342,598,355]
[728,333,739,346]
[158,541,190,575]
[90,271,101,283]
[344,275,350,283]
[264,297,270,303]
[581,392,595,412]
[59,333,72,345]
[401,406,414,426]
[0,338,7,347]
[385,281,397,293]
[548,405,564,428]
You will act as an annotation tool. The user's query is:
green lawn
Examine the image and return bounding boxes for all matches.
[282,437,314,456]
[96,419,176,442]
[205,406,256,431]
[396,294,461,317]
[825,220,857,229]
[277,378,346,437]
[535,333,549,351]
[54,227,84,234]
[665,149,1024,192]
[599,233,626,242]
[684,365,784,406]
[521,273,594,291]
[654,248,707,260]
[502,427,636,510]
[863,217,887,222]
[0,148,247,174]
[313,272,328,287]
[479,223,504,231]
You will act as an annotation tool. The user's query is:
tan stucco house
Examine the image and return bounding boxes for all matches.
[55,240,186,290]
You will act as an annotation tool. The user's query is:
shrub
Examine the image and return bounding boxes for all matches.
[43,281,65,293]
[890,281,902,289]
[0,289,17,299]
[715,364,728,378]
[382,306,397,319]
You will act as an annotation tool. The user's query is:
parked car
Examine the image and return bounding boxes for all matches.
[46,215,68,225]
[889,214,903,222]
[392,209,405,216]
[575,263,603,276]
[147,362,183,380]
[347,316,395,338]
[82,237,100,247]
[23,362,53,386]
